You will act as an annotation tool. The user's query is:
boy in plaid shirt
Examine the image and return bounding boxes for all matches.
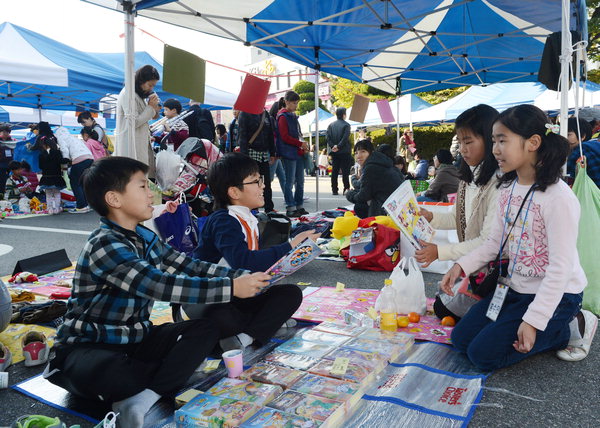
[44,156,270,428]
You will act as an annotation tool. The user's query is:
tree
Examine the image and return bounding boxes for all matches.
[416,87,468,105]
[292,80,327,115]
[329,77,395,107]
[587,0,600,66]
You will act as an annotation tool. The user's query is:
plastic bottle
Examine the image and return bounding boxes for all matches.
[379,279,398,331]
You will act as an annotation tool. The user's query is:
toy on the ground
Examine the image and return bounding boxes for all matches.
[8,272,39,284]
[29,197,42,212]
[331,211,359,239]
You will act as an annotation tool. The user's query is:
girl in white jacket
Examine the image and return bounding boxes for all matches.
[55,127,93,213]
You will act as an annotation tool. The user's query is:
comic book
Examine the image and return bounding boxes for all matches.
[357,328,415,347]
[308,359,375,386]
[291,373,362,407]
[343,337,404,362]
[240,408,321,428]
[383,180,435,249]
[206,378,283,406]
[323,347,387,372]
[294,329,351,347]
[263,350,320,371]
[175,393,260,428]
[239,362,306,389]
[267,390,344,425]
[312,322,366,337]
[265,238,322,285]
[277,338,335,359]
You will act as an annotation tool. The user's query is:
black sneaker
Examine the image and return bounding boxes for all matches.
[286,209,299,217]
[296,208,309,216]
[332,191,339,195]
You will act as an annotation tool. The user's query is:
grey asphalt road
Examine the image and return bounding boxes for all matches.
[0,177,598,427]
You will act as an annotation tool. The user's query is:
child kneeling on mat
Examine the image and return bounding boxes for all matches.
[441,105,597,371]
[43,156,269,428]
[191,153,318,352]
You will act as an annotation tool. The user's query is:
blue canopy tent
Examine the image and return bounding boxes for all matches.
[0,22,123,113]
[93,51,237,110]
[83,0,588,208]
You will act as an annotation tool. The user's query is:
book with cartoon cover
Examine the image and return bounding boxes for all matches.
[277,337,335,359]
[263,350,320,371]
[239,362,306,389]
[312,322,366,337]
[175,393,260,428]
[294,329,351,347]
[308,359,374,386]
[357,328,415,347]
[323,347,387,372]
[267,390,344,424]
[291,373,362,406]
[206,378,283,407]
[343,337,404,362]
[240,408,321,428]
[265,238,323,285]
[383,180,435,250]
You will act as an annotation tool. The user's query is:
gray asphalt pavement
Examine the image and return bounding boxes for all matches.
[0,177,598,427]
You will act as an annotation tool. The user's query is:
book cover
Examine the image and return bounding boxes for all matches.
[240,408,321,428]
[206,378,283,407]
[291,373,362,405]
[323,347,387,372]
[313,322,366,337]
[265,238,322,285]
[239,362,306,389]
[277,338,335,359]
[175,393,259,428]
[343,338,404,362]
[294,329,351,347]
[263,351,320,371]
[357,328,415,347]
[308,359,374,386]
[267,390,344,424]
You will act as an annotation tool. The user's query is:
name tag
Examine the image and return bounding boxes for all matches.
[486,277,510,322]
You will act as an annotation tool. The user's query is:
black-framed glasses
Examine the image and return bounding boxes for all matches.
[241,177,264,186]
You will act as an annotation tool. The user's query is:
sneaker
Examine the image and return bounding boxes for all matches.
[12,415,67,428]
[295,208,309,216]
[68,206,91,214]
[0,342,12,371]
[282,318,297,328]
[93,411,118,428]
[22,331,50,367]
[332,191,339,195]
[303,196,310,201]
[286,209,299,217]
[556,309,598,362]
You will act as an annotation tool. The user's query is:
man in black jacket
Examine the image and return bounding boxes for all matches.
[183,101,216,143]
[238,110,276,212]
[326,107,353,195]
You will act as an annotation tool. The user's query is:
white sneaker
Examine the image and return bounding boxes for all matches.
[557,310,598,362]
[69,206,92,214]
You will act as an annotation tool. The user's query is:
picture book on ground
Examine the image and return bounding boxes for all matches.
[206,378,283,406]
[265,238,322,285]
[383,180,435,249]
[239,362,306,389]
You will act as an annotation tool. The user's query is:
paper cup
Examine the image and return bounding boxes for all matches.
[0,372,8,389]
[222,349,244,378]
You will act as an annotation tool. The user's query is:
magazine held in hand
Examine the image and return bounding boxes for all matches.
[383,181,435,250]
[265,238,322,286]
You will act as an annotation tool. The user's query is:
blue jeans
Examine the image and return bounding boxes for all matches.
[417,195,437,202]
[451,288,581,371]
[69,159,93,209]
[282,158,305,209]
[270,158,286,192]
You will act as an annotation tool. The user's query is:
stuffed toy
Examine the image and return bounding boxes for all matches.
[29,197,43,212]
[331,211,360,239]
[8,271,39,284]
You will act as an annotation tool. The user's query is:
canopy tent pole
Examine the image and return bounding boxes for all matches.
[314,50,320,211]
[396,95,400,155]
[120,1,137,159]
[559,0,571,176]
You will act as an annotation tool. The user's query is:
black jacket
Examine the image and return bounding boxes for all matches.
[183,105,216,142]
[238,111,275,155]
[326,119,351,155]
[346,151,404,217]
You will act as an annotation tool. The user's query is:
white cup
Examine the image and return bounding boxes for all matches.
[0,372,8,389]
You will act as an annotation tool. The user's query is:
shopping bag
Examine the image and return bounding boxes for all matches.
[572,163,600,316]
[153,203,198,256]
[340,224,400,271]
[389,256,427,314]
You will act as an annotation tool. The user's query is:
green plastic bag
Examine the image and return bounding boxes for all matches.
[572,163,600,316]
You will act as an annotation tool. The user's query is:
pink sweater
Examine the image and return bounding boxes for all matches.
[457,180,586,331]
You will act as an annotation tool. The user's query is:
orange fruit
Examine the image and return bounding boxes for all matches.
[441,316,456,326]
[408,312,420,323]
[397,316,410,328]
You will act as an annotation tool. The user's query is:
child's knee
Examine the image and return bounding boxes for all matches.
[450,324,470,353]
[466,345,501,371]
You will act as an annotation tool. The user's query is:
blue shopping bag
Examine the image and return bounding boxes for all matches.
[153,203,199,256]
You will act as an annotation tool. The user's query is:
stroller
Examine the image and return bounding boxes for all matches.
[155,137,223,217]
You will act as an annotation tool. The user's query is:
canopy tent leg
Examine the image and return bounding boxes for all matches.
[119,1,137,159]
[314,50,320,212]
[396,95,400,155]
[559,0,571,175]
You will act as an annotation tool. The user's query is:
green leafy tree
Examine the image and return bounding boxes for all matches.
[329,77,395,107]
[292,80,327,115]
[416,87,468,105]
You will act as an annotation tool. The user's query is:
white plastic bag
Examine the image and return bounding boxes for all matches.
[389,256,426,314]
[18,197,31,214]
[155,150,183,192]
[374,280,398,313]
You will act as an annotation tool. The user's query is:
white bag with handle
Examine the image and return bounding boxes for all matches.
[389,256,427,315]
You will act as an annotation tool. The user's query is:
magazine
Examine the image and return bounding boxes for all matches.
[383,180,435,249]
[265,238,322,285]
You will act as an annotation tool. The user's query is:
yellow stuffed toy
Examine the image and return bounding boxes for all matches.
[368,215,399,230]
[331,211,360,239]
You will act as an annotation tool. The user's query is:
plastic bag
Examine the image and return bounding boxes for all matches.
[155,149,183,192]
[573,164,600,316]
[374,281,398,313]
[389,257,426,314]
[153,202,198,256]
[18,197,31,214]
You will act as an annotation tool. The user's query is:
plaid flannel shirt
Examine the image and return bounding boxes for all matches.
[248,148,271,163]
[57,218,248,345]
[567,139,600,188]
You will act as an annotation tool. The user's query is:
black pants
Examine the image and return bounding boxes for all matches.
[45,318,219,402]
[182,284,303,345]
[258,160,274,212]
[331,153,353,193]
[0,167,8,195]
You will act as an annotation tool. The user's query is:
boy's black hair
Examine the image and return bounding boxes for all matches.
[215,124,227,136]
[454,104,499,186]
[8,160,21,171]
[207,153,260,210]
[567,117,592,143]
[0,123,11,132]
[76,111,94,125]
[81,156,149,217]
[20,160,32,171]
[28,124,38,131]
[134,65,160,98]
[354,139,374,154]
[376,143,395,160]
[393,155,407,173]
[336,107,346,120]
[435,149,454,165]
[81,126,99,141]
[495,104,570,191]
[163,98,183,114]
